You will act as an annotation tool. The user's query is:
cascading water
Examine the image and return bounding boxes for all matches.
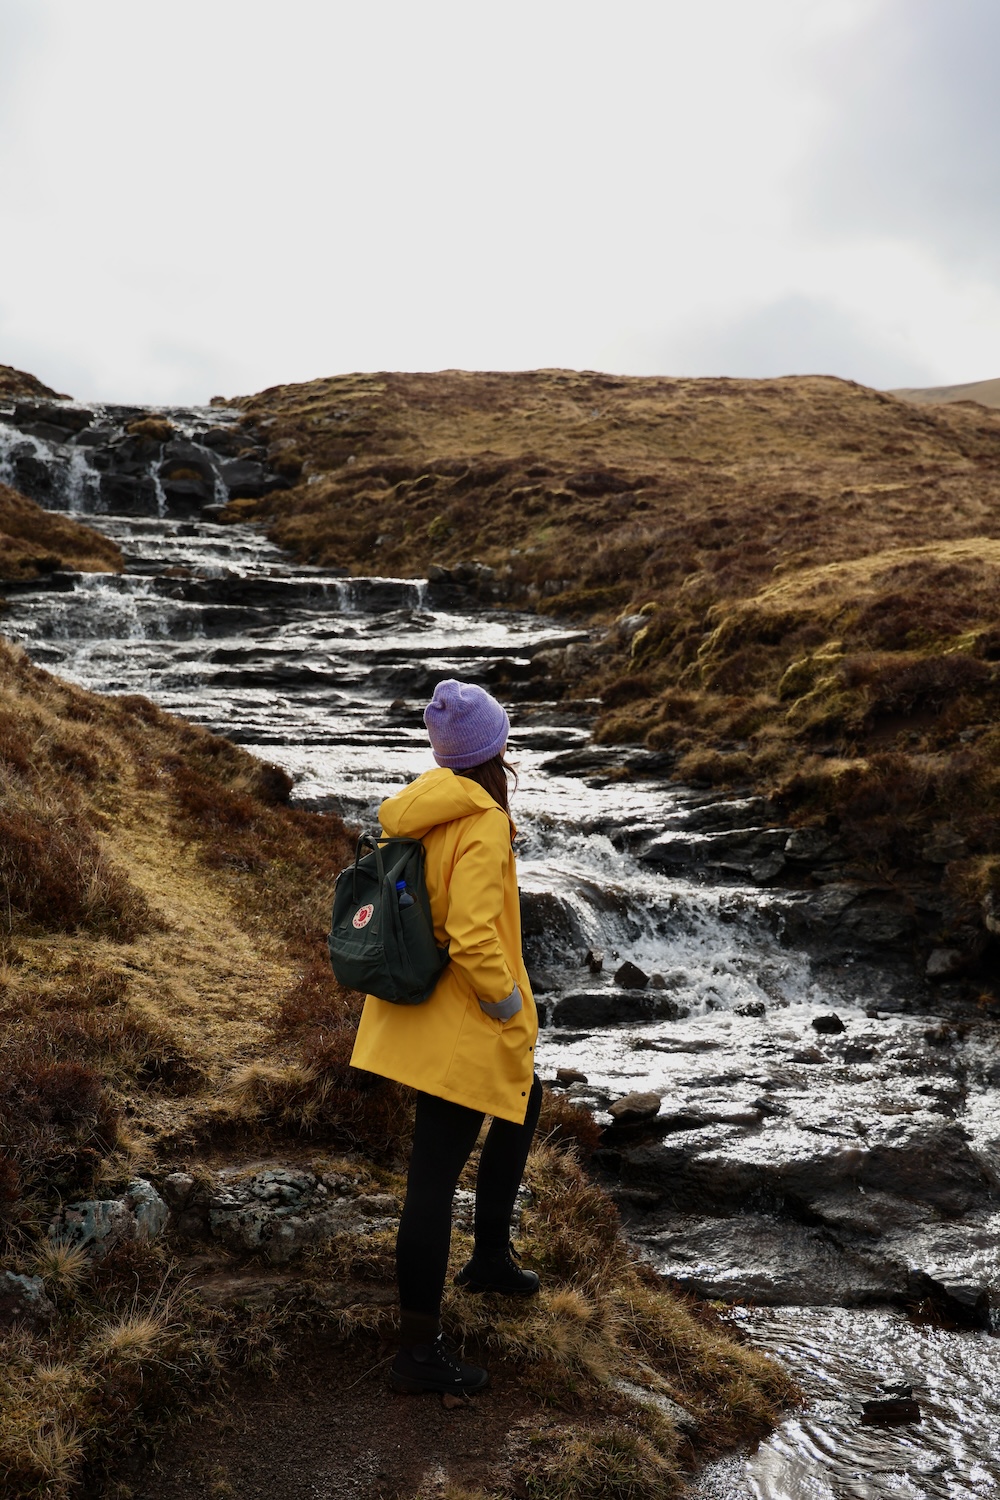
[2,400,999,1498]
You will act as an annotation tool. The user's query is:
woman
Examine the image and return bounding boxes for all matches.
[350,679,542,1396]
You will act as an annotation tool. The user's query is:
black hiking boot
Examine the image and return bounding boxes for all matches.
[389,1334,489,1395]
[454,1242,540,1297]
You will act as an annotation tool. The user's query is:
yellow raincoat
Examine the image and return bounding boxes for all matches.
[349,767,538,1123]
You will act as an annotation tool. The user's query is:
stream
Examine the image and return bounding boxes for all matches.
[3,396,1000,1497]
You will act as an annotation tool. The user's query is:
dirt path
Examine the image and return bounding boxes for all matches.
[121,1331,539,1500]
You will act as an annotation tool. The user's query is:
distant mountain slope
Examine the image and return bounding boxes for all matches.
[890,376,1000,409]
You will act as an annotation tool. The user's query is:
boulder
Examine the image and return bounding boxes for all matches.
[519,889,585,967]
[0,1272,56,1328]
[608,1092,662,1126]
[615,961,649,990]
[812,1013,846,1035]
[220,459,289,499]
[551,990,681,1027]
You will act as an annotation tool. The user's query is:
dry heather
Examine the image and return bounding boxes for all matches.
[0,484,122,583]
[224,369,1000,961]
[0,364,66,401]
[0,637,793,1493]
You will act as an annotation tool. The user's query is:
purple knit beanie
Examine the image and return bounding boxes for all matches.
[423,680,510,770]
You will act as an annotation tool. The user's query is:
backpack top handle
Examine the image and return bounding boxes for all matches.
[352,833,386,901]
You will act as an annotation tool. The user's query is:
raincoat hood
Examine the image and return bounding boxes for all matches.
[379,767,512,840]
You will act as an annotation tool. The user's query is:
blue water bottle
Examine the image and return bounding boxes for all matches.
[396,880,414,908]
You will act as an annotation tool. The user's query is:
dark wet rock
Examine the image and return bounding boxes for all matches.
[777,883,917,953]
[197,426,245,455]
[551,990,681,1027]
[812,1013,846,1035]
[806,1188,926,1237]
[597,1108,992,1220]
[681,797,775,832]
[879,1214,1000,1327]
[525,966,563,995]
[640,827,789,878]
[861,1397,922,1426]
[783,827,838,862]
[608,1091,662,1126]
[13,399,95,435]
[99,472,160,513]
[220,458,289,498]
[735,1001,767,1018]
[926,948,964,980]
[585,947,604,973]
[0,1272,56,1328]
[635,1213,904,1306]
[520,889,586,967]
[615,960,649,989]
[555,1067,589,1086]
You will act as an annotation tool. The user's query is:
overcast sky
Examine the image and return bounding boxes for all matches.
[1,0,996,404]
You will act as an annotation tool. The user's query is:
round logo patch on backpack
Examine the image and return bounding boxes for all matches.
[352,903,375,930]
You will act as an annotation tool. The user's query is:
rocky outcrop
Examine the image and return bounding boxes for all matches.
[164,1166,399,1264]
[0,398,289,518]
[50,1178,169,1254]
[0,1271,56,1328]
[547,1004,1000,1328]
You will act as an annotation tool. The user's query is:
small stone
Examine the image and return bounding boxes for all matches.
[790,1046,826,1064]
[0,1272,56,1328]
[585,948,604,973]
[441,1391,467,1409]
[614,961,649,990]
[812,1013,846,1035]
[555,1067,588,1086]
[608,1091,661,1125]
[926,948,964,981]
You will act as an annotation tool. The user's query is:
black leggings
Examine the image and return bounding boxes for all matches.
[396,1077,543,1319]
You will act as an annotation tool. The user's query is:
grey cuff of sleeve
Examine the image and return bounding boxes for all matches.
[479,985,523,1021]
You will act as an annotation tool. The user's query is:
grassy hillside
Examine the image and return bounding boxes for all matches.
[0,640,793,1495]
[224,370,1000,972]
[0,364,66,401]
[0,483,122,583]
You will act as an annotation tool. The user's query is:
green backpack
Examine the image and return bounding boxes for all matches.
[327,834,450,1004]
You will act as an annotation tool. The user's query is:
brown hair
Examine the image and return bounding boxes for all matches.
[456,752,518,817]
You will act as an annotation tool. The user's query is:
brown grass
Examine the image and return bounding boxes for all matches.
[0,364,65,400]
[0,482,122,581]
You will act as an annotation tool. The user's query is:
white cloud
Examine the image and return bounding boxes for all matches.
[0,0,996,402]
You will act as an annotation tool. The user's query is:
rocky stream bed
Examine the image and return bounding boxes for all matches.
[2,394,999,1497]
